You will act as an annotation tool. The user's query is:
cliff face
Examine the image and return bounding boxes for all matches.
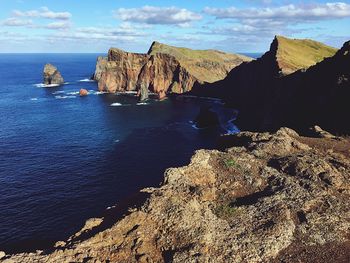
[94,42,252,97]
[5,127,350,262]
[272,40,350,134]
[192,36,339,132]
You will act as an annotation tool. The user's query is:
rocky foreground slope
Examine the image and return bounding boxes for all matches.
[3,127,350,262]
[94,42,251,97]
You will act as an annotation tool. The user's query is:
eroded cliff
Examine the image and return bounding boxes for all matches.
[94,42,252,97]
[4,127,350,262]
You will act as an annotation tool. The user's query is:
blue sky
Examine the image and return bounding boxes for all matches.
[0,0,349,53]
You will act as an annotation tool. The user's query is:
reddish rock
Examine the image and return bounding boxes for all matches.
[158,90,166,100]
[93,42,252,95]
[79,89,88,96]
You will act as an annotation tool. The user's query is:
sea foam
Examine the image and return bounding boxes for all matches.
[78,79,95,82]
[35,83,60,88]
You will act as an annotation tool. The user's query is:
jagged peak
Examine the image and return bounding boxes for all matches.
[337,40,350,56]
[147,41,163,55]
[266,35,338,75]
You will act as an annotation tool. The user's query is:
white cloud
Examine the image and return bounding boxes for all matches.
[45,21,71,30]
[1,17,33,26]
[13,7,72,20]
[204,2,350,21]
[114,6,202,26]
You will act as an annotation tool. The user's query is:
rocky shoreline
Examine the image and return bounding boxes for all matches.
[3,127,350,262]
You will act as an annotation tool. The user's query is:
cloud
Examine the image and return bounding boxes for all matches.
[204,2,350,21]
[114,6,202,26]
[13,6,72,20]
[1,17,33,26]
[45,21,71,30]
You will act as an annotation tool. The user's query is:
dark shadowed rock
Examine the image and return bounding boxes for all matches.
[194,106,220,128]
[43,64,64,85]
[191,36,344,134]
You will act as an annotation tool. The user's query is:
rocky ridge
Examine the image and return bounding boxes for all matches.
[191,36,341,133]
[3,127,350,262]
[93,42,251,98]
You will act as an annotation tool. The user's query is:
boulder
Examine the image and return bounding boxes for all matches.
[158,90,166,100]
[138,84,149,102]
[79,89,89,96]
[43,64,64,85]
[194,106,220,128]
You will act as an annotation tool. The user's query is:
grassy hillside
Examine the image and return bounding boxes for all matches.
[275,36,337,74]
[148,41,252,83]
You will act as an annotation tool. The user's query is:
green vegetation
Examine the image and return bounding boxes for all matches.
[147,41,252,83]
[224,159,237,168]
[214,203,239,219]
[275,35,337,74]
[223,158,242,170]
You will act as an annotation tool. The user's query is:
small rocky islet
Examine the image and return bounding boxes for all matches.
[7,36,350,262]
[43,63,64,85]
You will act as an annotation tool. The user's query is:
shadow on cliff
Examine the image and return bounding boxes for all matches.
[190,38,350,135]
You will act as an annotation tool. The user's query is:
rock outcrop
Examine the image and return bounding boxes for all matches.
[191,36,340,133]
[93,42,252,99]
[4,128,350,262]
[43,64,64,85]
[194,106,220,128]
[271,40,350,134]
[79,89,88,96]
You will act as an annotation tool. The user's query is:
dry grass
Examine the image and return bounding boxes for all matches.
[276,36,337,74]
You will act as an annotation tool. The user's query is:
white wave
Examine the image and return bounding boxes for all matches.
[30,98,38,101]
[114,139,120,143]
[78,78,95,82]
[52,91,65,95]
[191,124,206,130]
[94,91,108,95]
[66,91,80,95]
[55,95,76,99]
[116,91,137,95]
[110,102,122,106]
[136,102,149,105]
[34,83,60,88]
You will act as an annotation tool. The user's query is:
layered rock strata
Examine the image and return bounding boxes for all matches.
[94,42,252,99]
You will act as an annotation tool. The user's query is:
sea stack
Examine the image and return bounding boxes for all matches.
[43,63,64,85]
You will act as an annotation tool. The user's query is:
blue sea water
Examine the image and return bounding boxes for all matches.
[0,54,238,252]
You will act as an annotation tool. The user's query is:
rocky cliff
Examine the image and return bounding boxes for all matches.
[271,40,350,134]
[3,127,350,262]
[43,64,64,85]
[191,36,339,132]
[94,42,252,98]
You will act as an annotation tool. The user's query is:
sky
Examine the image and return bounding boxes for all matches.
[0,0,349,53]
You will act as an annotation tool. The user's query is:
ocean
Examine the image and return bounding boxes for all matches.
[0,53,240,252]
